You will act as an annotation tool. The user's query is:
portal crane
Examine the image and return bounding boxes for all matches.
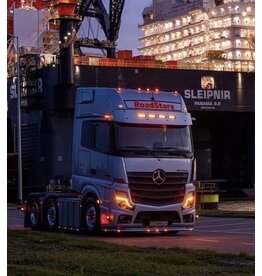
[45,0,126,59]
[7,0,126,71]
[43,0,125,83]
[77,0,125,57]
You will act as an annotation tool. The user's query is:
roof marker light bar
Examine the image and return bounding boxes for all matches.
[136,88,160,93]
[137,113,176,120]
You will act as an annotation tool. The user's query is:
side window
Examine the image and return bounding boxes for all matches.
[95,123,110,153]
[81,121,93,148]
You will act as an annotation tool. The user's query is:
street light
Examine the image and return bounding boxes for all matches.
[12,35,23,204]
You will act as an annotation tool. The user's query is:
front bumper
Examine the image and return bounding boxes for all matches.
[101,225,194,233]
[98,182,196,233]
[100,203,195,233]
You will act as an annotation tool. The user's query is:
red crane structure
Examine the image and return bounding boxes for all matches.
[7,0,126,82]
[8,0,126,56]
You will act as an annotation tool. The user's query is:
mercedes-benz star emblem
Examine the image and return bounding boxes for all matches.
[152,169,166,185]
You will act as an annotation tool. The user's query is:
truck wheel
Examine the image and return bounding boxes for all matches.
[83,197,100,234]
[44,198,58,231]
[28,199,41,230]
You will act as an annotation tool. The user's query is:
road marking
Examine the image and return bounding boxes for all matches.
[196,229,255,235]
[195,221,254,229]
[242,243,255,246]
[8,225,25,229]
[8,218,24,222]
[194,238,220,243]
[197,218,235,223]
[232,227,255,231]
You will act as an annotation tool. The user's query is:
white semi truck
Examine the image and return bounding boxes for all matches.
[24,87,196,233]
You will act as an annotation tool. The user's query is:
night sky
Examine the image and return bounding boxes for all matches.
[117,0,152,55]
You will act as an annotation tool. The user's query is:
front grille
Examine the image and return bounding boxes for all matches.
[127,172,188,206]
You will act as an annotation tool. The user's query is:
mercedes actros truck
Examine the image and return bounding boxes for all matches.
[24,87,196,233]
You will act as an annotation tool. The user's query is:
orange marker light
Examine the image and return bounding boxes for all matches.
[182,192,195,210]
[104,114,112,120]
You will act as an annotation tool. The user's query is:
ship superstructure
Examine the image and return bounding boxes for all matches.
[139,0,255,72]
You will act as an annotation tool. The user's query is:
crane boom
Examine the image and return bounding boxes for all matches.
[78,0,126,57]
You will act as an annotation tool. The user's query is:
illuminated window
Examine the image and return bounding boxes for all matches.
[245,51,250,58]
[236,50,241,57]
[233,17,240,24]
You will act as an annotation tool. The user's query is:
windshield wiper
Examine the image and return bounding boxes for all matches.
[120,146,160,160]
[153,147,193,158]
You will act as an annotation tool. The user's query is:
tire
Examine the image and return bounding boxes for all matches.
[28,199,41,230]
[83,196,100,234]
[44,198,58,231]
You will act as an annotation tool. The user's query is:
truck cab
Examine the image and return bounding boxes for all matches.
[24,87,195,233]
[71,87,196,232]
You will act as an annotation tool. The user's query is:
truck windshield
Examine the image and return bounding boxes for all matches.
[115,123,193,157]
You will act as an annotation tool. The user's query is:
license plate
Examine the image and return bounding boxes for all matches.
[150,221,168,227]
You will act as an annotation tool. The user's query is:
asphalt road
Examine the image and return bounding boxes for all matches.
[7,208,255,256]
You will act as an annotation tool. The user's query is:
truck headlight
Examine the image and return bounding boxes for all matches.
[182,191,195,210]
[115,191,134,211]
